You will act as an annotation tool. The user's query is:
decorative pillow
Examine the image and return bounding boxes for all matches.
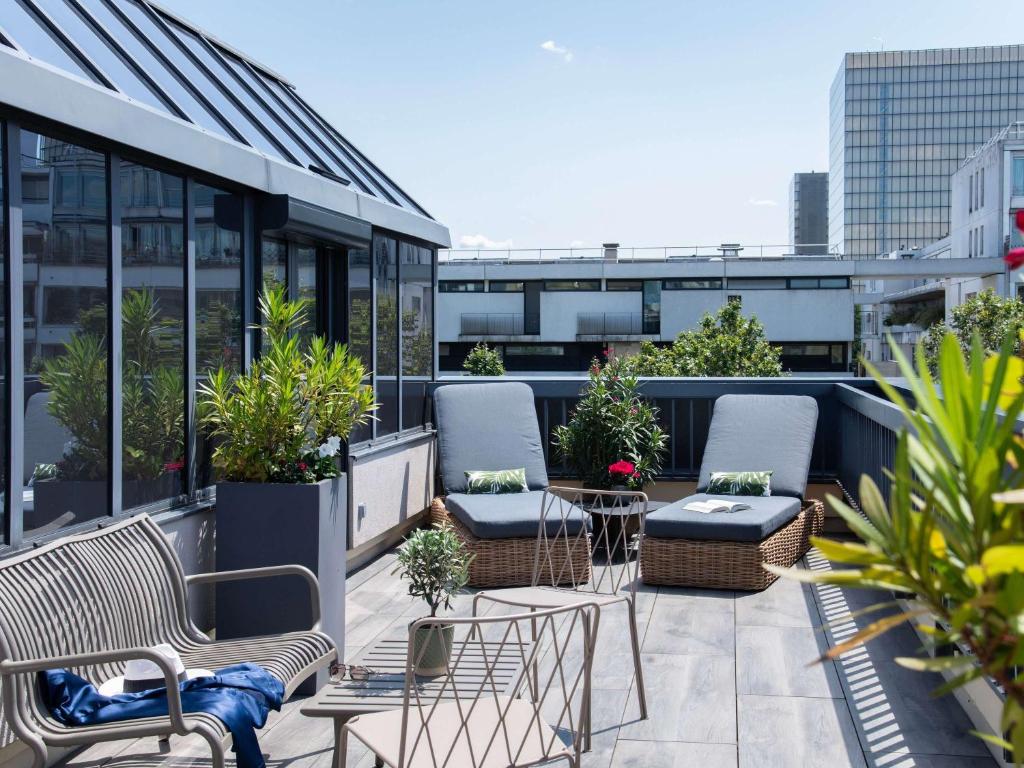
[465,468,528,494]
[706,470,773,497]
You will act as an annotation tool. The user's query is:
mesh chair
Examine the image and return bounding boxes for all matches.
[339,603,598,768]
[471,487,649,746]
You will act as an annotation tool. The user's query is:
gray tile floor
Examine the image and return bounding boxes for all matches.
[63,549,996,768]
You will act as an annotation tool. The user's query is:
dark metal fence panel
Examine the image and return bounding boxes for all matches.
[460,313,523,335]
[835,384,906,505]
[576,312,642,335]
[431,377,879,481]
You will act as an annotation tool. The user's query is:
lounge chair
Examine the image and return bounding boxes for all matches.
[641,394,824,590]
[431,382,590,587]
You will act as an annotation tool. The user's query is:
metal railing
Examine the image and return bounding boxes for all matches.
[460,313,524,336]
[440,243,842,264]
[577,312,643,336]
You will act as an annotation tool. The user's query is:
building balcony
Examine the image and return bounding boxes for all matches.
[576,312,646,338]
[459,313,529,337]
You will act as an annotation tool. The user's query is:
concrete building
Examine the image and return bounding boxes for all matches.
[858,122,1023,367]
[829,45,1024,260]
[437,245,1003,374]
[789,172,829,254]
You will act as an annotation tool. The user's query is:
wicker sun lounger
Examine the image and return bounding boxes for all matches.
[432,382,590,588]
[641,394,825,591]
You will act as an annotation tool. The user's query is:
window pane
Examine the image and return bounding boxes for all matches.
[261,238,286,292]
[606,280,642,291]
[819,277,850,288]
[347,247,372,444]
[662,278,722,290]
[294,244,317,346]
[544,280,601,291]
[401,243,432,431]
[32,0,168,110]
[22,131,109,535]
[788,278,819,289]
[439,280,483,293]
[488,281,523,292]
[121,162,185,509]
[3,1,97,83]
[0,124,5,541]
[374,235,398,437]
[1014,157,1024,196]
[195,183,242,487]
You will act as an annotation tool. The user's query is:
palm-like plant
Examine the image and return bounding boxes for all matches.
[198,286,376,483]
[778,332,1024,761]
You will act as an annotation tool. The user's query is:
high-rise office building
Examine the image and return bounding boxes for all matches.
[789,172,829,254]
[829,45,1024,259]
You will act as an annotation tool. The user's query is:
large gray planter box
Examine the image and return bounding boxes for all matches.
[214,476,346,692]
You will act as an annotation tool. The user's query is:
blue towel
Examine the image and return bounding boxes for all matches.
[40,663,284,768]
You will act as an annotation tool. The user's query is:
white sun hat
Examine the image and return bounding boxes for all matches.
[98,644,213,696]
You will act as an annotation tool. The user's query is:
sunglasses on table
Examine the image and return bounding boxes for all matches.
[329,662,375,683]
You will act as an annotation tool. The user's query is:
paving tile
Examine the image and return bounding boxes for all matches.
[650,585,737,614]
[738,694,867,768]
[643,602,735,656]
[735,573,821,628]
[736,625,844,698]
[610,739,738,767]
[865,753,997,767]
[618,654,736,744]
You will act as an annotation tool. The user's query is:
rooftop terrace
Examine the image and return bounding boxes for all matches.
[60,548,994,768]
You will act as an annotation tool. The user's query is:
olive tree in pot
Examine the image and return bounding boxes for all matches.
[198,286,374,679]
[393,525,472,676]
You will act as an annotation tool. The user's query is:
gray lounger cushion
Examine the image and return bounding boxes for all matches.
[697,394,818,500]
[434,382,549,494]
[445,491,586,539]
[644,494,803,543]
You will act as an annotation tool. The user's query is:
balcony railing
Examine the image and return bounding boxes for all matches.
[577,312,643,336]
[460,313,524,336]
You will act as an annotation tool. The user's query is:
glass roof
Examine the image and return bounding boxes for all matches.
[0,0,430,217]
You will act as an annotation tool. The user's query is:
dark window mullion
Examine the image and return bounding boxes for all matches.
[63,0,192,122]
[138,3,299,165]
[3,120,24,548]
[96,0,249,146]
[240,60,375,195]
[290,93,432,218]
[199,40,334,173]
[17,0,118,89]
[276,86,404,207]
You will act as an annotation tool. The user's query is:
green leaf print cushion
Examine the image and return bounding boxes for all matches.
[465,468,529,494]
[705,470,773,497]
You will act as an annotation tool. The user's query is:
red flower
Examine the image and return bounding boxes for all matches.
[1016,209,1024,232]
[1007,248,1024,270]
[608,460,635,477]
[298,462,308,472]
[631,471,640,479]
[163,459,185,472]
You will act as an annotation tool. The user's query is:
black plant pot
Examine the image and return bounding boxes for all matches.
[214,476,346,693]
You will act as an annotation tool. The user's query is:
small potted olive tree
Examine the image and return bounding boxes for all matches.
[393,525,472,676]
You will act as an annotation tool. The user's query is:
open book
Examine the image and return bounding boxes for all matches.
[683,499,751,514]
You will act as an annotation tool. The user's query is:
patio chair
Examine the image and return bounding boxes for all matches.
[641,394,824,591]
[471,487,648,748]
[431,382,590,587]
[339,603,598,768]
[0,514,337,768]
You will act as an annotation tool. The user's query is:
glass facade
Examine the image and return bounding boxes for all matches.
[1014,156,1024,195]
[400,243,433,431]
[0,125,4,543]
[347,247,372,445]
[374,235,399,436]
[120,162,186,509]
[829,46,1024,258]
[0,0,427,216]
[22,131,109,534]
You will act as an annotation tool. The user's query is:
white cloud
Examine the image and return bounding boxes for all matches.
[458,233,513,249]
[540,40,574,63]
[747,198,778,207]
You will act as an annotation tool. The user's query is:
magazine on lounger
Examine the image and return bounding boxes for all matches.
[683,499,751,514]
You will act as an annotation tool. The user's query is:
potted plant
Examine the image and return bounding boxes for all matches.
[553,355,666,491]
[393,524,472,676]
[198,286,374,668]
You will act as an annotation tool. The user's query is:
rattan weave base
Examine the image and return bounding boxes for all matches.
[640,499,824,591]
[430,497,592,588]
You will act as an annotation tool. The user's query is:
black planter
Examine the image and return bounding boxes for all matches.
[214,476,346,693]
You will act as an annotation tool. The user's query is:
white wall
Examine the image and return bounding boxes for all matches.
[539,291,639,340]
[436,292,522,340]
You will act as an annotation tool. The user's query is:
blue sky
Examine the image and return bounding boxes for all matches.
[167,0,1024,249]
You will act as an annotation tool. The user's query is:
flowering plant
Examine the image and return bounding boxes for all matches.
[1006,209,1024,270]
[553,355,666,490]
[198,287,375,483]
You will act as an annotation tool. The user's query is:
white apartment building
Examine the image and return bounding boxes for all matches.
[438,245,1003,374]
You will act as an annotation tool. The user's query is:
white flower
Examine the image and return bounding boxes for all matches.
[63,439,79,458]
[317,436,342,458]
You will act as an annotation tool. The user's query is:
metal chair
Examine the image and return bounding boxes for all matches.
[471,487,649,747]
[339,603,599,768]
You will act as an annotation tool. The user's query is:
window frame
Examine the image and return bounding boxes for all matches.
[542,280,601,292]
[438,280,484,293]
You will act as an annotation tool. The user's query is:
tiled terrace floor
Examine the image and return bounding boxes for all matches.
[64,549,995,768]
